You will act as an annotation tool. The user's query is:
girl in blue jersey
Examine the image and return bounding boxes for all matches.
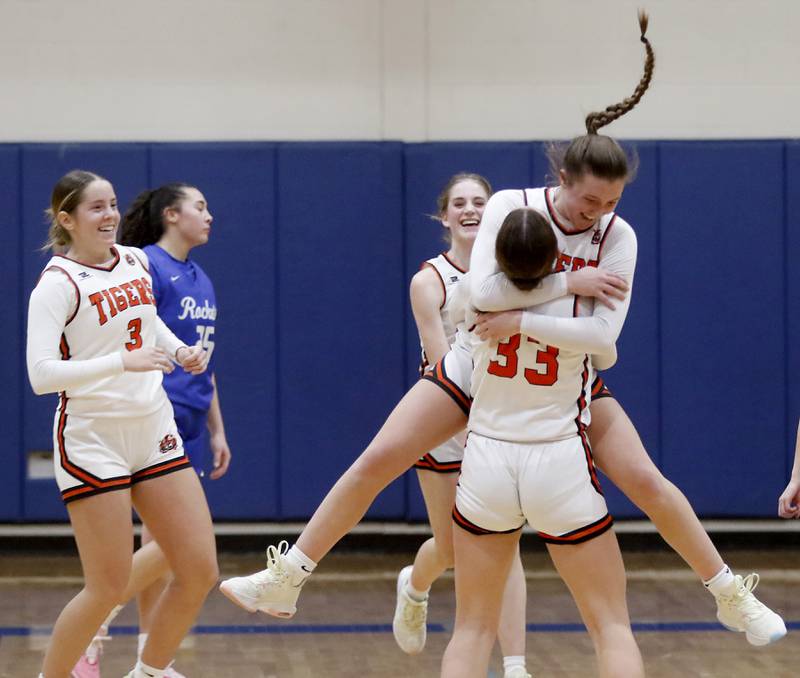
[120,183,231,677]
[120,183,230,481]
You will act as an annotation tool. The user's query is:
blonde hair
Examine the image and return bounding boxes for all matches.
[42,170,104,252]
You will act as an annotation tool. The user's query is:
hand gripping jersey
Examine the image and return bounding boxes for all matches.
[468,187,637,443]
[418,252,466,375]
[26,245,184,419]
[144,244,217,413]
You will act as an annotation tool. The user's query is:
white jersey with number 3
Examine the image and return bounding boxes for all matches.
[26,245,183,419]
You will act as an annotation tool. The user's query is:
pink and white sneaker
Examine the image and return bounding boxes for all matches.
[71,629,110,677]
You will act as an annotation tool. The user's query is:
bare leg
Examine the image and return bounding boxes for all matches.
[589,397,724,581]
[296,380,466,561]
[42,491,135,678]
[136,524,170,637]
[441,526,520,678]
[547,532,644,678]
[124,539,170,603]
[132,468,217,670]
[409,470,459,591]
[497,544,527,659]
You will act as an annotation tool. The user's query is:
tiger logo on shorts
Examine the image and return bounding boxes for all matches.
[159,434,178,453]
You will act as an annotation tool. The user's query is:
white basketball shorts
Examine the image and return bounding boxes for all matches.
[53,396,191,504]
[453,431,613,543]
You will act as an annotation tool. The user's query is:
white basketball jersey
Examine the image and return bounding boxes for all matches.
[37,245,169,418]
[469,187,623,443]
[419,252,467,372]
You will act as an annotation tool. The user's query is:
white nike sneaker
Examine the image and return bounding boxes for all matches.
[219,540,304,618]
[715,573,787,646]
[392,565,428,655]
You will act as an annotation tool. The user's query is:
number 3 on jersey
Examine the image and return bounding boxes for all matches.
[125,318,142,351]
[487,333,559,386]
[196,325,215,361]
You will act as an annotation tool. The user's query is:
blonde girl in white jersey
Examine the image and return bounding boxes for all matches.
[391,173,529,678]
[27,170,218,678]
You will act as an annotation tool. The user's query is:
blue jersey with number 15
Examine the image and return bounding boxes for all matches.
[144,244,216,413]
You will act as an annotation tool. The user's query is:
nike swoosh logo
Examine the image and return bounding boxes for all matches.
[300,565,312,573]
[170,275,180,282]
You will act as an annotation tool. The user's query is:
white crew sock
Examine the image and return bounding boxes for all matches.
[132,659,166,678]
[285,545,317,583]
[137,632,148,659]
[703,564,735,596]
[503,655,526,672]
[405,579,429,602]
[102,604,124,631]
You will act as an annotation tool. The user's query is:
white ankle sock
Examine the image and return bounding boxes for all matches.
[286,545,317,582]
[704,564,735,596]
[503,655,526,671]
[133,660,166,678]
[102,604,124,630]
[137,632,148,659]
[405,580,429,602]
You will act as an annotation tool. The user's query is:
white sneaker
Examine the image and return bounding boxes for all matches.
[392,565,428,655]
[219,541,304,618]
[715,573,787,646]
[504,668,532,678]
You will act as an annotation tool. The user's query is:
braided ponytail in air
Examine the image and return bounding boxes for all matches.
[548,10,655,184]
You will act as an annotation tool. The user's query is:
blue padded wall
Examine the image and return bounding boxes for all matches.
[20,145,149,520]
[276,143,406,519]
[402,142,535,519]
[7,139,795,522]
[0,146,21,520]
[150,144,279,519]
[659,142,786,515]
[786,142,800,483]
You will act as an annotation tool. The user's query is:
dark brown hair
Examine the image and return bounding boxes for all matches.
[547,10,654,184]
[43,170,106,252]
[118,183,194,247]
[495,208,558,291]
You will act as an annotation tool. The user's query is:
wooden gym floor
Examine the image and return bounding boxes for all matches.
[2,546,799,677]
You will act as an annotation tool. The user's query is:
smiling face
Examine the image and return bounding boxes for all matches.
[58,179,120,256]
[441,179,489,246]
[165,187,213,248]
[557,171,626,230]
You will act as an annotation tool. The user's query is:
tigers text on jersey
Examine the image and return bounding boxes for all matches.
[468,187,636,443]
[27,245,181,419]
[144,245,217,413]
[418,252,466,374]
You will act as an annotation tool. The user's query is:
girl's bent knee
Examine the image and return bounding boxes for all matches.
[173,556,219,593]
[84,576,129,605]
